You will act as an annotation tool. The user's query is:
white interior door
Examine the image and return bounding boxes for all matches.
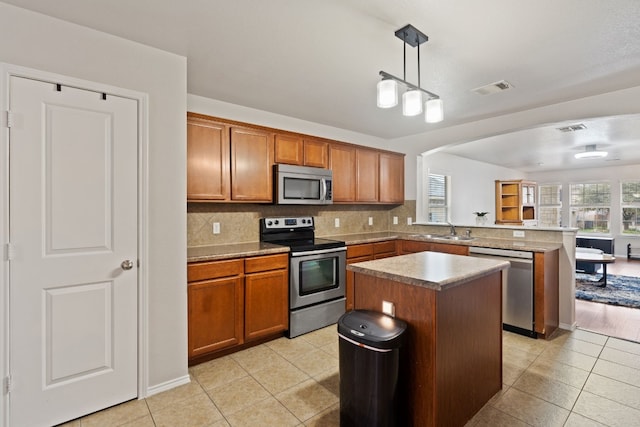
[8,76,138,426]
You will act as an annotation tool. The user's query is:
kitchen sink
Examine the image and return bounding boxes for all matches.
[434,235,475,241]
[410,233,447,239]
[410,234,475,241]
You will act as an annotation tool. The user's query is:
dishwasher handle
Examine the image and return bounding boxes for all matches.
[469,246,533,259]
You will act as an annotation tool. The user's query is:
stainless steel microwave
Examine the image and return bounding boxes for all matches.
[275,164,333,205]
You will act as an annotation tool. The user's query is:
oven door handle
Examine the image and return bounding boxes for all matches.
[291,247,347,257]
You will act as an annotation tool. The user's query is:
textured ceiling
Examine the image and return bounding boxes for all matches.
[5,0,640,170]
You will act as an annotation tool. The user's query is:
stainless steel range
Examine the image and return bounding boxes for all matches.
[260,216,346,338]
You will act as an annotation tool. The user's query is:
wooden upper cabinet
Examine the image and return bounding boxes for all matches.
[186,113,230,201]
[329,144,356,202]
[230,126,274,202]
[274,133,303,165]
[379,152,405,204]
[303,138,329,168]
[185,112,405,205]
[356,148,379,202]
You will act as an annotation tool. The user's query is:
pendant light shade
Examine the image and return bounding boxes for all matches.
[377,79,398,108]
[425,98,444,123]
[402,90,423,116]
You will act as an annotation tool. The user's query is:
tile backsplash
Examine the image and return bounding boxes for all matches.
[187,201,417,247]
[187,200,567,247]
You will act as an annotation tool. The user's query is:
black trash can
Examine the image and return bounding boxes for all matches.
[338,310,407,427]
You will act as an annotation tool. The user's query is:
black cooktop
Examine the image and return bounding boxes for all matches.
[259,217,345,252]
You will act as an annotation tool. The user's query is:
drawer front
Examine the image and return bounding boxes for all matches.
[400,240,431,254]
[373,240,397,255]
[431,242,469,256]
[347,255,372,264]
[188,259,243,282]
[347,243,373,259]
[245,253,289,274]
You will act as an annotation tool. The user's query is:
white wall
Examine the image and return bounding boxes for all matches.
[529,164,640,258]
[188,94,388,150]
[420,152,525,224]
[0,1,188,404]
[393,85,640,201]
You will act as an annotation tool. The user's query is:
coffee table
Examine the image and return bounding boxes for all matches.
[575,252,616,287]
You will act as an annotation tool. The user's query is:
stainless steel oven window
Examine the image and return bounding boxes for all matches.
[298,257,339,295]
[290,248,346,309]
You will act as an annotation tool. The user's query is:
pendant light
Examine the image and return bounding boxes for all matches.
[376,24,443,123]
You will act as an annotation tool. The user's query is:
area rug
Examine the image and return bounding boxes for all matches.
[575,273,640,309]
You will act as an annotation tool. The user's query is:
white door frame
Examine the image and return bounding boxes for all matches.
[0,63,150,426]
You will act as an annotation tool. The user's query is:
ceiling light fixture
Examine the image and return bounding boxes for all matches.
[377,24,443,123]
[574,144,608,159]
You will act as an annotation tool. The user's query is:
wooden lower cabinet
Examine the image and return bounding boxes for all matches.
[399,239,469,256]
[432,242,469,256]
[354,269,502,426]
[187,259,244,358]
[373,240,397,259]
[346,241,398,310]
[244,254,289,341]
[188,254,288,362]
[399,240,431,254]
[534,250,559,338]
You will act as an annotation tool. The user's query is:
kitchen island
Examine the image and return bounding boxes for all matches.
[348,251,509,427]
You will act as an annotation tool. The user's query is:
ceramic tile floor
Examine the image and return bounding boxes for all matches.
[61,326,640,427]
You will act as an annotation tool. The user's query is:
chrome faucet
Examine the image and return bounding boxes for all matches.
[447,222,457,236]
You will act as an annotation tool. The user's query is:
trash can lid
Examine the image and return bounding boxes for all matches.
[337,310,407,349]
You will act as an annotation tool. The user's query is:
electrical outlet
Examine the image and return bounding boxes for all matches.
[407,217,413,226]
[368,217,373,226]
[382,300,395,317]
[335,218,340,228]
[513,230,525,238]
[213,222,220,234]
[393,216,398,225]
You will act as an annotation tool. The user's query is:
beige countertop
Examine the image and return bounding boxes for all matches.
[348,251,509,291]
[325,231,562,253]
[187,242,288,263]
[187,231,563,263]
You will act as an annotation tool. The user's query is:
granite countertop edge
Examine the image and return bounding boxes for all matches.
[348,253,510,291]
[187,242,289,263]
[324,231,562,252]
[187,231,563,263]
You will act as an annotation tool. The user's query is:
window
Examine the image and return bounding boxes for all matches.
[538,184,562,227]
[621,181,640,235]
[569,183,610,233]
[427,173,449,223]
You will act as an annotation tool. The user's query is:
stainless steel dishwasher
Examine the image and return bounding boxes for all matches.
[469,247,535,337]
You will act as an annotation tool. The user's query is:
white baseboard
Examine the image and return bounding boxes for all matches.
[559,321,577,331]
[145,374,191,398]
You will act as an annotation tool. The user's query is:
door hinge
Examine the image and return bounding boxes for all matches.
[6,243,15,261]
[4,375,12,395]
[6,111,13,128]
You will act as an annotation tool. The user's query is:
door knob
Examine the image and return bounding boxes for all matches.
[121,260,134,270]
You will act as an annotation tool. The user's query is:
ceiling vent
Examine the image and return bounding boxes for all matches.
[471,80,513,95]
[557,123,587,132]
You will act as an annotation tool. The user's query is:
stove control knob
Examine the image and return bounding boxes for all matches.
[274,220,280,225]
[267,220,273,226]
